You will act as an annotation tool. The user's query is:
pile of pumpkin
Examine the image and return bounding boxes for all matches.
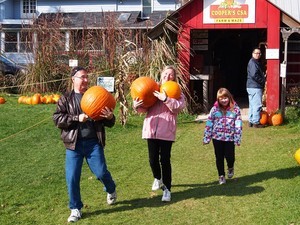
[18,93,61,105]
[260,111,283,126]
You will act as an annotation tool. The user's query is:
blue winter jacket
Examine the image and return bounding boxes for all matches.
[203,101,243,146]
[246,58,265,89]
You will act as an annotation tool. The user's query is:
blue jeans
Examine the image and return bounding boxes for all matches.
[247,88,263,124]
[65,138,116,210]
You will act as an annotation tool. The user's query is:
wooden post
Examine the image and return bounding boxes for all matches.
[280,27,300,118]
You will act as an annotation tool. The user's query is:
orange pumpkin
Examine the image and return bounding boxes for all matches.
[22,96,28,104]
[294,149,300,165]
[18,96,25,104]
[259,111,269,125]
[32,94,41,105]
[130,77,159,108]
[41,96,47,104]
[160,81,181,100]
[45,95,54,104]
[52,94,61,103]
[268,112,274,125]
[271,113,283,126]
[81,86,116,120]
[0,97,6,104]
[25,97,32,105]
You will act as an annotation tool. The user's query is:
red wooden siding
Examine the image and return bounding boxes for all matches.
[266,4,281,112]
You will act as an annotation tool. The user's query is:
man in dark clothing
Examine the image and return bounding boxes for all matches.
[53,66,117,223]
[246,47,266,128]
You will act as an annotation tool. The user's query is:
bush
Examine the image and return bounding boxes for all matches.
[285,106,300,123]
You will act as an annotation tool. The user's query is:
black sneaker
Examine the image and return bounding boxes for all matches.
[248,122,253,127]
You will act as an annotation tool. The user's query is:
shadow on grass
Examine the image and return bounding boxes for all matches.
[83,166,299,219]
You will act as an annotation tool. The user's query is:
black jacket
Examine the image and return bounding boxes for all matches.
[53,90,115,150]
[246,58,265,89]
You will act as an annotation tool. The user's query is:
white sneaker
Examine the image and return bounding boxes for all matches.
[162,189,171,202]
[107,191,117,205]
[228,168,234,179]
[67,209,82,223]
[152,178,162,191]
[219,175,226,185]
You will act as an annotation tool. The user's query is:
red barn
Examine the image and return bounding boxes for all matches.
[148,0,300,114]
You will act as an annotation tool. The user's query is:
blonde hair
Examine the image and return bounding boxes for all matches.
[161,65,177,81]
[216,88,235,110]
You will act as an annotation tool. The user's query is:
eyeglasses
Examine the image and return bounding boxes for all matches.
[253,52,261,55]
[74,76,88,80]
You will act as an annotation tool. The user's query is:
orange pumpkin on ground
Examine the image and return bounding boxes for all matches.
[294,149,300,165]
[21,96,28,104]
[32,94,41,105]
[41,96,47,104]
[268,112,274,125]
[271,113,283,126]
[81,86,116,121]
[259,111,269,125]
[45,95,54,104]
[25,97,32,105]
[160,81,181,100]
[18,96,25,104]
[0,97,6,104]
[52,94,61,103]
[130,76,159,108]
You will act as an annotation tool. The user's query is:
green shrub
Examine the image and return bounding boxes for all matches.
[285,106,300,123]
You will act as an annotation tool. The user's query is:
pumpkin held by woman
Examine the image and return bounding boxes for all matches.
[81,86,116,120]
[130,76,159,108]
[160,81,181,100]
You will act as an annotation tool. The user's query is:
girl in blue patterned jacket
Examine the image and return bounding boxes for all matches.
[203,88,242,185]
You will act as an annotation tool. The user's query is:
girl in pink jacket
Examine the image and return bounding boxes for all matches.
[133,66,185,202]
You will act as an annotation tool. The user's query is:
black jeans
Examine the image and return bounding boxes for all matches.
[212,139,235,177]
[147,139,173,191]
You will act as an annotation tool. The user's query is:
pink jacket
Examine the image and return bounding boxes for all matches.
[136,94,185,141]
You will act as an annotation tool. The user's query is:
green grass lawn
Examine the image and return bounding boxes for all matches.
[0,95,300,225]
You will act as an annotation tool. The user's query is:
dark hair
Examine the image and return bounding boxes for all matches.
[71,66,86,77]
[252,47,261,53]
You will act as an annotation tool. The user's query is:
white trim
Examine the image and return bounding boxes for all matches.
[20,0,37,19]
